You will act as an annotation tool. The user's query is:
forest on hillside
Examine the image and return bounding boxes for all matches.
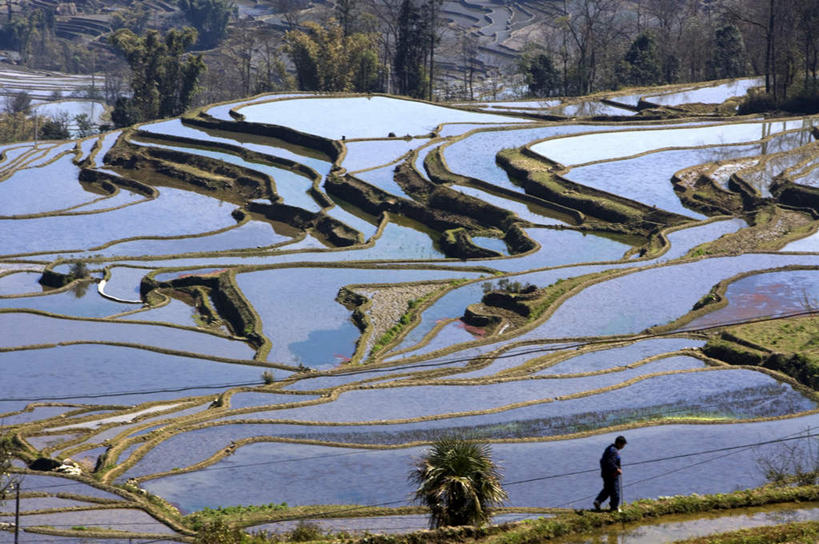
[0,1,817,126]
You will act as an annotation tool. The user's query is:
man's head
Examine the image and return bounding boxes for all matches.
[614,436,627,449]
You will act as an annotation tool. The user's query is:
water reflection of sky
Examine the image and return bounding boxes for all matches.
[687,269,819,329]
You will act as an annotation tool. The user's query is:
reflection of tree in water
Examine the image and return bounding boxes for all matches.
[548,101,627,117]
[793,159,819,187]
[762,129,815,155]
[71,279,91,299]
[683,129,819,194]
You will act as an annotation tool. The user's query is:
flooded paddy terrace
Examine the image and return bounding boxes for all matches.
[2,85,819,540]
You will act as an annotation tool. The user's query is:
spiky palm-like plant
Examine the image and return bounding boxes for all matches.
[410,436,508,528]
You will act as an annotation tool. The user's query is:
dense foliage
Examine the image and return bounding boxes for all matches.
[519,52,560,98]
[619,33,662,87]
[284,20,381,92]
[178,0,237,49]
[110,27,206,126]
[411,437,507,528]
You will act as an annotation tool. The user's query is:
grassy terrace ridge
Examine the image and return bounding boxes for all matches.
[671,521,819,544]
[704,313,819,389]
[495,147,690,236]
[465,270,616,331]
[684,206,818,256]
[343,487,819,544]
[176,486,819,543]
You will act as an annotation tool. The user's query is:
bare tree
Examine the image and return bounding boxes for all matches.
[103,62,129,107]
[459,31,480,100]
[642,0,691,82]
[223,21,259,97]
[797,0,819,92]
[676,4,716,82]
[274,0,307,30]
[362,0,405,94]
[757,431,819,486]
[555,0,621,95]
[723,0,777,94]
[426,0,445,100]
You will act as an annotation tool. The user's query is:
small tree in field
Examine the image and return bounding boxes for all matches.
[1,434,19,509]
[410,436,507,528]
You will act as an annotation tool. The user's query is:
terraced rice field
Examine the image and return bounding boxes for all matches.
[0,67,108,134]
[1,82,819,541]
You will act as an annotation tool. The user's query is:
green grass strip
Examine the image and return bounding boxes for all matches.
[671,520,819,544]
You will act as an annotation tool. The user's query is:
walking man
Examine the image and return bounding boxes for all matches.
[594,435,627,512]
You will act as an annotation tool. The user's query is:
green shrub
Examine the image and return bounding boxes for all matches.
[287,521,324,542]
[195,519,246,543]
[481,279,536,295]
[738,92,776,114]
[60,261,91,284]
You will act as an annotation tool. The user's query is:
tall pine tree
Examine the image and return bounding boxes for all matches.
[711,24,747,79]
[620,32,662,86]
[393,0,428,98]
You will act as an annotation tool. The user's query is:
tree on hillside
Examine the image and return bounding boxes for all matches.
[1,7,56,67]
[200,21,293,104]
[284,19,381,92]
[361,0,405,93]
[111,4,151,35]
[723,0,819,103]
[796,1,819,94]
[178,0,237,49]
[110,28,206,126]
[393,0,428,98]
[274,0,308,30]
[519,51,560,97]
[39,113,70,140]
[410,436,507,528]
[5,91,30,114]
[723,0,785,98]
[424,0,444,100]
[459,31,480,100]
[710,24,747,79]
[555,0,621,95]
[641,0,685,83]
[620,32,662,86]
[334,0,359,36]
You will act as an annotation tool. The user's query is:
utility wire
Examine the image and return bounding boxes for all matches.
[558,427,816,507]
[17,432,819,520]
[506,432,819,488]
[18,394,805,494]
[242,431,819,525]
[20,390,803,491]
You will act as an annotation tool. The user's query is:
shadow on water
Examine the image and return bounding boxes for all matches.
[289,320,362,368]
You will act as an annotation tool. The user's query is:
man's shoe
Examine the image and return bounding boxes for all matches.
[610,507,621,513]
[593,500,601,510]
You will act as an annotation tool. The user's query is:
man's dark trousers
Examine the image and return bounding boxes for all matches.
[595,475,620,509]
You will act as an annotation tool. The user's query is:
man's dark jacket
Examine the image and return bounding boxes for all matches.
[599,444,621,479]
